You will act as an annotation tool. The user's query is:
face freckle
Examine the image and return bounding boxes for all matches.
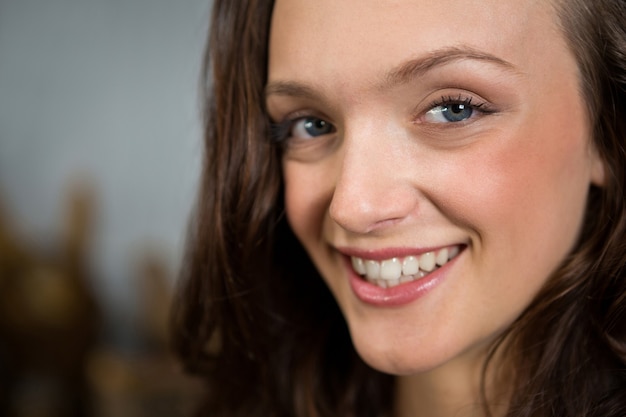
[267,0,605,377]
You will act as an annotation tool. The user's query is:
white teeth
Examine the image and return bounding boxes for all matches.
[399,275,414,284]
[419,252,436,272]
[387,278,400,287]
[402,256,419,275]
[351,245,462,289]
[436,248,449,266]
[365,260,380,279]
[352,257,366,275]
[380,258,402,281]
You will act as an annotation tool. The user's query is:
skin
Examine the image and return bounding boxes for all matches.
[266,0,605,415]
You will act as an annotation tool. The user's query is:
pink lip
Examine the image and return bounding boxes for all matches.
[342,247,463,307]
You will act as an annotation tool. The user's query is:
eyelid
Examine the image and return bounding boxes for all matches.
[414,91,497,125]
[268,110,335,145]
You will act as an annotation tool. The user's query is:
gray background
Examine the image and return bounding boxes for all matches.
[0,1,210,327]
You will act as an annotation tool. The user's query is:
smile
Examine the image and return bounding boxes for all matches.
[350,245,461,289]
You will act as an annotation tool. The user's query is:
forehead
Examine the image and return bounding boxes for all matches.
[268,0,564,86]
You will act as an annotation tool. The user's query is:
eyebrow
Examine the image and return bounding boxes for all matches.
[265,45,519,99]
[383,45,519,88]
[265,81,321,101]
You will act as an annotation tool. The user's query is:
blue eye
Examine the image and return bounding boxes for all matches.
[292,117,335,139]
[269,115,336,145]
[424,96,489,124]
[428,103,473,122]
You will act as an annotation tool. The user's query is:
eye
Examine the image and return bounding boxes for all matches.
[269,114,337,149]
[423,96,491,124]
[269,114,338,161]
[291,117,335,139]
[426,103,473,122]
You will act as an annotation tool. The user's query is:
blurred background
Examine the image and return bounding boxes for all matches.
[0,0,210,415]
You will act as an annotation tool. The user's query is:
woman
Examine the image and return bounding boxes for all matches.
[172,0,626,416]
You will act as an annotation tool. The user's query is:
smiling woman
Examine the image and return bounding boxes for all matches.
[172,1,626,416]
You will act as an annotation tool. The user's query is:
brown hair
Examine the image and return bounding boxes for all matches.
[171,0,626,416]
[493,1,626,415]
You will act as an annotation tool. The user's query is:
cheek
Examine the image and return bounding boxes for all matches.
[283,161,332,248]
[437,66,593,250]
[437,122,592,279]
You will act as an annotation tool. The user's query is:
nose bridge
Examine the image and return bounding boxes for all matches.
[329,119,417,234]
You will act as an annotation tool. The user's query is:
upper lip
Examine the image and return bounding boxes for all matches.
[336,244,465,261]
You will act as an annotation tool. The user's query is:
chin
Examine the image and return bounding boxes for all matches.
[356,347,444,376]
[350,331,455,376]
[347,317,497,378]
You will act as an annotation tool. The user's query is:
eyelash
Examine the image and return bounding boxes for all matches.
[269,112,330,145]
[268,94,495,144]
[424,94,494,119]
[269,118,295,145]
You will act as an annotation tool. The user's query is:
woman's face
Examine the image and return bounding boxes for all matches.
[266,0,604,375]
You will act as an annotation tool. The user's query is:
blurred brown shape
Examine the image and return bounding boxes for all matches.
[136,250,172,350]
[86,248,202,417]
[0,182,100,417]
[86,343,202,417]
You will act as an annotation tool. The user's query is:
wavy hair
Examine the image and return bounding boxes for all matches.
[171,0,626,416]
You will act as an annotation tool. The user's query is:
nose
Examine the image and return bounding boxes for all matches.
[328,123,419,234]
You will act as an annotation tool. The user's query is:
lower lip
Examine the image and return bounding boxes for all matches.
[347,254,459,307]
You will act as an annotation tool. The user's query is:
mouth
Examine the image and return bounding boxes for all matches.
[350,245,463,289]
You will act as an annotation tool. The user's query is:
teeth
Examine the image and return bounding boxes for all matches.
[419,252,436,272]
[365,260,380,279]
[399,275,413,284]
[402,256,419,275]
[435,248,448,266]
[351,246,461,289]
[380,258,402,280]
[387,278,400,287]
[351,257,366,275]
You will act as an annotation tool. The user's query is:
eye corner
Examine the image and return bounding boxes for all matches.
[268,114,338,156]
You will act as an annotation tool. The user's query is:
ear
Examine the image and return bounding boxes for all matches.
[589,147,606,187]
